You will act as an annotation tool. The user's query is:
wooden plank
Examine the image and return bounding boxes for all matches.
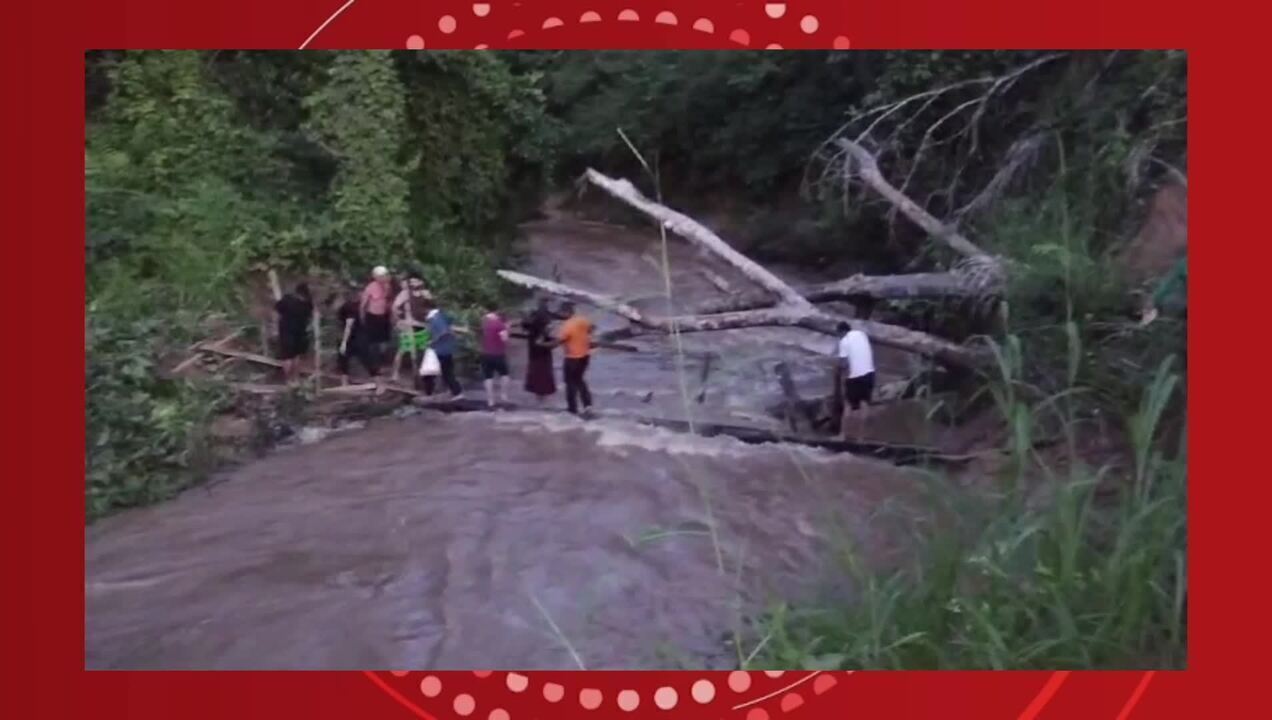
[198,345,284,368]
[171,354,205,375]
[207,328,244,350]
[228,382,288,395]
[320,383,380,395]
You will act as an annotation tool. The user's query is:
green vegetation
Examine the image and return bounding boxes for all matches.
[86,50,1186,667]
[86,50,556,516]
[749,344,1185,669]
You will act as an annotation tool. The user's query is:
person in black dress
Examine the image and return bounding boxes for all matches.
[275,283,313,382]
[521,297,557,404]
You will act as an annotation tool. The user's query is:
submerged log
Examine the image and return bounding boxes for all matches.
[393,398,970,465]
[631,417,970,466]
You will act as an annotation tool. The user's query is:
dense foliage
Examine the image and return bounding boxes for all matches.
[85,50,558,516]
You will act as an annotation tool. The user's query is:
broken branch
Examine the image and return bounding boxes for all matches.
[836,139,992,261]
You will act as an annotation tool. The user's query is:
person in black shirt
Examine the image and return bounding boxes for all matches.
[275,283,313,382]
[333,287,380,384]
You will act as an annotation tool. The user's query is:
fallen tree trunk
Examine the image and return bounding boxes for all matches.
[497,270,652,325]
[691,271,975,314]
[498,269,988,369]
[584,169,814,310]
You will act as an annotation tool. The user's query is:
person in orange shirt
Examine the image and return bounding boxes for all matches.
[557,302,594,416]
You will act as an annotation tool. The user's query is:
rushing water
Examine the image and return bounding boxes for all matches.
[85,216,927,669]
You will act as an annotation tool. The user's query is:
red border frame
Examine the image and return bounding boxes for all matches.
[0,1,1248,717]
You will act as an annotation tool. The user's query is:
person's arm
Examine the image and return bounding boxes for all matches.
[359,289,371,322]
[341,318,354,352]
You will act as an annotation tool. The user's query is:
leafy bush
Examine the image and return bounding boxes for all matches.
[86,304,227,518]
[85,51,556,517]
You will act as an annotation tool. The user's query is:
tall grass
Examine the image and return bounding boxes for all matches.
[747,323,1186,669]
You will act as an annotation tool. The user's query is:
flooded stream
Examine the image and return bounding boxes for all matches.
[86,215,930,669]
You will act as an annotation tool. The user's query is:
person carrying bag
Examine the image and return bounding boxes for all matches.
[418,345,441,396]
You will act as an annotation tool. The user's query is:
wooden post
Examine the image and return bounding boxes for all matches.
[402,285,419,376]
[259,320,271,358]
[266,268,282,360]
[267,269,283,301]
[312,307,321,392]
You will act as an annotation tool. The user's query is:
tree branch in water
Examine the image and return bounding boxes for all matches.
[497,269,988,370]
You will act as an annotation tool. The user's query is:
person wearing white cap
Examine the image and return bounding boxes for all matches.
[360,265,394,367]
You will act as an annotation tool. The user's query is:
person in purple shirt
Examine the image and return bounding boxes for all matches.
[479,302,511,408]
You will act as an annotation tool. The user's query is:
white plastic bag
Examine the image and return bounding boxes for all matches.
[419,348,441,377]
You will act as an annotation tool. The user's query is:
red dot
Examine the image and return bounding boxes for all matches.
[781,692,805,711]
[405,35,425,50]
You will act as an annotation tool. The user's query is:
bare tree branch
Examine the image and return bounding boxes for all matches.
[583,169,814,310]
[835,139,995,263]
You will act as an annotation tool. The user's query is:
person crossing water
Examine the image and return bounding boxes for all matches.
[426,304,464,399]
[360,266,394,368]
[557,301,594,417]
[835,321,875,441]
[274,282,313,383]
[521,298,557,405]
[333,286,379,384]
[390,272,433,382]
[480,303,512,408]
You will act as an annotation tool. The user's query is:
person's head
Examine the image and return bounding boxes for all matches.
[837,321,851,334]
[561,301,576,317]
[295,283,312,302]
[406,273,426,291]
[372,266,390,284]
[536,296,550,311]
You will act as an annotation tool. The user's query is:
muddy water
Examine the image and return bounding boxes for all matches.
[86,216,926,669]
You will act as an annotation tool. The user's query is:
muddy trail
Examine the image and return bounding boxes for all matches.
[86,214,954,669]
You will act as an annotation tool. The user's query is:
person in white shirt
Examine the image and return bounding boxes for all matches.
[835,321,875,440]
